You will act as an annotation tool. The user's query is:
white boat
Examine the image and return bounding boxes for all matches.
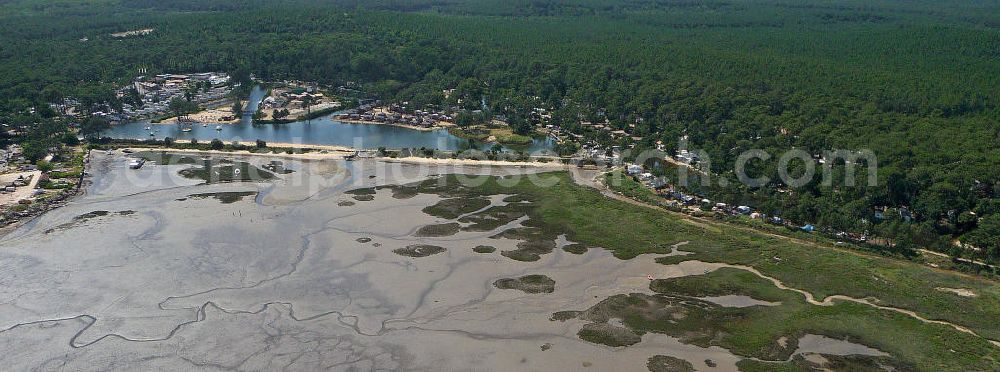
[145,126,151,130]
[128,159,145,169]
[202,123,207,127]
[215,126,222,131]
[181,127,192,132]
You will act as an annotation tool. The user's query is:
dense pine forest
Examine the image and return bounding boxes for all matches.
[0,1,997,261]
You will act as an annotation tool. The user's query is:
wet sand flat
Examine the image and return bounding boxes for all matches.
[0,150,973,371]
[0,151,741,370]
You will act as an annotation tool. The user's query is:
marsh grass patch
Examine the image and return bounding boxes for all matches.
[179,160,275,184]
[501,239,556,262]
[492,225,561,262]
[385,185,420,199]
[188,191,257,204]
[493,274,555,294]
[551,311,581,321]
[473,245,496,253]
[345,187,376,195]
[76,210,110,219]
[352,194,375,202]
[45,210,113,233]
[422,197,491,220]
[578,322,642,347]
[133,151,199,165]
[562,243,589,254]
[646,355,694,372]
[557,293,725,348]
[737,354,910,372]
[393,244,447,257]
[458,203,531,232]
[414,222,461,237]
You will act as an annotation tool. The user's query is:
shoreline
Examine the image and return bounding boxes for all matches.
[335,118,450,132]
[121,142,572,168]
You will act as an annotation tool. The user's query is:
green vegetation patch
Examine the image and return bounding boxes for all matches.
[133,151,200,165]
[322,172,999,369]
[422,197,491,220]
[75,210,110,220]
[550,311,581,322]
[386,185,420,199]
[414,222,461,237]
[178,159,275,184]
[352,194,375,202]
[458,202,532,232]
[493,225,561,261]
[495,133,533,145]
[473,245,497,253]
[393,244,447,258]
[188,191,257,204]
[557,267,986,370]
[646,355,695,372]
[577,322,642,347]
[501,239,556,262]
[737,354,910,372]
[493,274,555,294]
[44,210,114,234]
[650,268,790,303]
[561,293,724,346]
[562,243,589,254]
[345,187,376,195]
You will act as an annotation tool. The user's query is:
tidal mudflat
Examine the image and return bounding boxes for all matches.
[0,151,997,371]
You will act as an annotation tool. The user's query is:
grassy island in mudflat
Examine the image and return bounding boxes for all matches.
[387,172,1000,371]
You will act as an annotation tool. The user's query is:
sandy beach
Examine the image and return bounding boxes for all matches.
[122,142,571,168]
[157,107,240,125]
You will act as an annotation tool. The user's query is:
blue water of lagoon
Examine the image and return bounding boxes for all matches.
[103,85,555,153]
[103,115,556,154]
